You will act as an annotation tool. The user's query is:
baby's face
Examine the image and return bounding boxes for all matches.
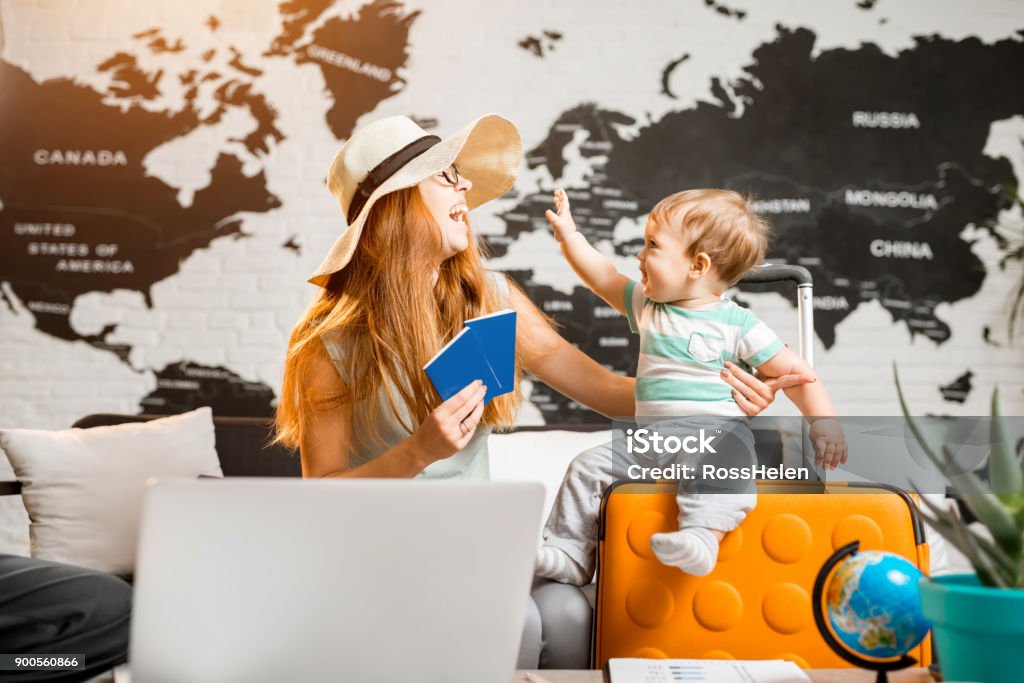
[636,218,697,302]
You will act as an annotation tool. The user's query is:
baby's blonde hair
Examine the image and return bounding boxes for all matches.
[649,189,771,286]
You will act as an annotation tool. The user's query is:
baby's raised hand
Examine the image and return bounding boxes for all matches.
[809,418,847,471]
[545,188,579,242]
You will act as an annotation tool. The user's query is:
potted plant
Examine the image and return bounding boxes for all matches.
[895,368,1024,683]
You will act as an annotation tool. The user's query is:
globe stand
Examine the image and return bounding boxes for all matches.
[812,541,917,683]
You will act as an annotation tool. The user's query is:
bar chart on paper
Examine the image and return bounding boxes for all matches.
[604,658,811,683]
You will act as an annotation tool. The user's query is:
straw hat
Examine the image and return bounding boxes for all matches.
[309,114,522,286]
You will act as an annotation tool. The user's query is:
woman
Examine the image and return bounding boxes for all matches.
[275,114,807,667]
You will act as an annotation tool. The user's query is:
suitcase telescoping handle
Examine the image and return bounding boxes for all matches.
[738,264,814,368]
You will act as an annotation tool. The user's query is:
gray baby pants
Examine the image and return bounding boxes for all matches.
[541,418,757,578]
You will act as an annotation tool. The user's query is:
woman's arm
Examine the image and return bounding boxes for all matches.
[508,285,814,418]
[299,349,488,478]
[509,285,635,418]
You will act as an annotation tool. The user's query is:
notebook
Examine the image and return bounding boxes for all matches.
[604,658,811,683]
[424,308,516,405]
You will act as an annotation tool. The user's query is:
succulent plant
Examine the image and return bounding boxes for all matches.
[895,365,1024,588]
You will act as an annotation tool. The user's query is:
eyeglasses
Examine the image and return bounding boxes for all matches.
[438,164,462,186]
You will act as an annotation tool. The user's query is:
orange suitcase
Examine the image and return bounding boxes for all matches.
[592,480,932,669]
[591,266,930,669]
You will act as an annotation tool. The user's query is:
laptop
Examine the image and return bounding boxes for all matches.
[128,478,544,683]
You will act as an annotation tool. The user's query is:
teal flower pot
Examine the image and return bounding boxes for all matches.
[919,574,1024,683]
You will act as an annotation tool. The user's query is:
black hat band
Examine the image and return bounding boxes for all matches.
[346,134,442,224]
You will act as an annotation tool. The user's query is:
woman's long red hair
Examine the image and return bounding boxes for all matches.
[274,186,524,452]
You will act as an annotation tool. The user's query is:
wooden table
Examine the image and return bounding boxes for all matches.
[512,668,935,682]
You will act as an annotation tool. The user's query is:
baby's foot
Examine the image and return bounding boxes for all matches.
[649,528,719,576]
[535,545,591,586]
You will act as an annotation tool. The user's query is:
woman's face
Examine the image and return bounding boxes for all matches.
[417,164,473,261]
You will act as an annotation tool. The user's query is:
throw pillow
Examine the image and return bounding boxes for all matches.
[0,407,222,575]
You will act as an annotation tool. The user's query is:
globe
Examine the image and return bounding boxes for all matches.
[823,550,931,661]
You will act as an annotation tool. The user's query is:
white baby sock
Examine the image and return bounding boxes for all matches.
[535,545,591,586]
[649,527,720,576]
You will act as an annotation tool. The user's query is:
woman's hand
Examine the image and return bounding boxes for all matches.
[408,380,487,466]
[720,361,814,416]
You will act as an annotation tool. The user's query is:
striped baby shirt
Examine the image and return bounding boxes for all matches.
[623,280,784,417]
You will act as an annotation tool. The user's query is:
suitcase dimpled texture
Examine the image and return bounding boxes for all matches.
[593,481,932,668]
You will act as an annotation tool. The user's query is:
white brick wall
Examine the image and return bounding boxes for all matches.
[0,0,1022,436]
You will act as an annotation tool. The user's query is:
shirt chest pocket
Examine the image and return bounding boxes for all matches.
[688,332,726,364]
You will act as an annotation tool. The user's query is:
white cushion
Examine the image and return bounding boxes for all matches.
[489,428,612,534]
[0,407,222,575]
[0,452,29,556]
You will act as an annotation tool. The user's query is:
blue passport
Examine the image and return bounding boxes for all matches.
[424,309,516,405]
[464,309,516,390]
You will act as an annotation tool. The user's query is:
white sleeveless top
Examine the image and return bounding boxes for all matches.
[319,271,510,481]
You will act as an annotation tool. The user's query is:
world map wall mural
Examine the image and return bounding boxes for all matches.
[1,0,1022,428]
